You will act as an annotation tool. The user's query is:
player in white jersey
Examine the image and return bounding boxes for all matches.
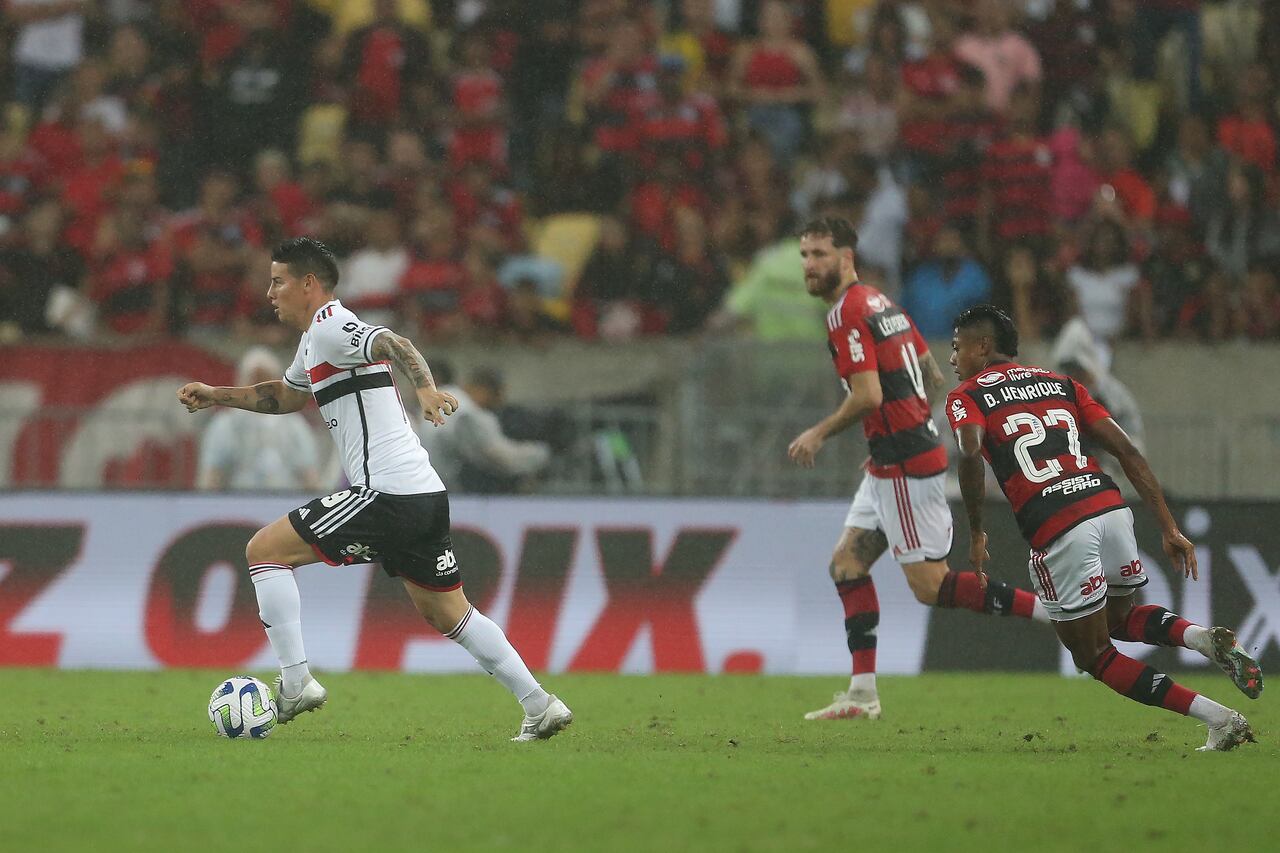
[177,237,572,742]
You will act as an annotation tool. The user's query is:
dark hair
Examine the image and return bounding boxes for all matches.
[272,237,340,290]
[799,217,859,251]
[954,303,1019,357]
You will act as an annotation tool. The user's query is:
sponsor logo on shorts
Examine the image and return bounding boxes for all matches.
[1041,474,1102,496]
[342,542,378,561]
[435,549,458,576]
[1079,574,1105,597]
[1119,559,1143,578]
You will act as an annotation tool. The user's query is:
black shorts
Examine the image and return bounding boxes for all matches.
[288,486,461,591]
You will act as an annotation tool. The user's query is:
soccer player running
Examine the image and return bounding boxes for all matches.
[791,218,1049,722]
[177,237,572,742]
[947,304,1261,751]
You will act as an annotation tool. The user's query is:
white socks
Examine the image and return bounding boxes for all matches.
[1031,598,1051,623]
[249,564,311,697]
[849,673,877,698]
[1182,625,1213,657]
[1188,694,1233,728]
[447,605,551,716]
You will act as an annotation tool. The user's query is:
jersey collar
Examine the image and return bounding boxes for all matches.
[311,299,341,327]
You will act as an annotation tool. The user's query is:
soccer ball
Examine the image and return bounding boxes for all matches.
[208,676,277,739]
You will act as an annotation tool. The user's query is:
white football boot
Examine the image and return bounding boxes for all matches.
[1196,711,1257,752]
[512,695,573,742]
[274,675,328,724]
[803,691,882,721]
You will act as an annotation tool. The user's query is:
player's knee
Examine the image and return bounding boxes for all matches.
[829,553,869,583]
[908,574,941,605]
[1067,638,1110,674]
[245,529,271,567]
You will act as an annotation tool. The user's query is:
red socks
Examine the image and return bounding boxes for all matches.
[1110,605,1191,647]
[937,571,1039,619]
[1091,645,1196,715]
[837,577,879,675]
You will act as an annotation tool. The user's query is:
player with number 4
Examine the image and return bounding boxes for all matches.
[948,304,1260,751]
[790,219,1051,723]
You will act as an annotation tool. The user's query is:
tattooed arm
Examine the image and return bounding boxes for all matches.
[369,331,460,426]
[177,380,310,415]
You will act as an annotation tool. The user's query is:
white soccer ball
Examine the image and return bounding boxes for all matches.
[208,676,277,739]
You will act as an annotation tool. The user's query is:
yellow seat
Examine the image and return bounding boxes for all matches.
[533,213,603,297]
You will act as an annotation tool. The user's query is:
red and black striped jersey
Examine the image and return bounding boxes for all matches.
[826,284,946,478]
[946,361,1126,548]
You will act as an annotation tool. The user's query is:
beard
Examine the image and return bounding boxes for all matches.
[805,267,843,298]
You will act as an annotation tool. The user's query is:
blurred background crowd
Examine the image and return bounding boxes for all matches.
[1,0,1278,353]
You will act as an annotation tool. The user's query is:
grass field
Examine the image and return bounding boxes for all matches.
[0,670,1273,853]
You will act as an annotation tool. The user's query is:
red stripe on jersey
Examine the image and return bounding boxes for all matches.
[308,361,346,383]
[307,360,392,385]
[895,478,919,549]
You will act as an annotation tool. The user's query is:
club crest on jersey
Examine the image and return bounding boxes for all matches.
[976,371,1005,387]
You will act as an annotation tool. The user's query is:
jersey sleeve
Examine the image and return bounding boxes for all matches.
[284,337,309,391]
[945,388,986,433]
[1071,378,1114,426]
[312,314,391,368]
[830,310,877,378]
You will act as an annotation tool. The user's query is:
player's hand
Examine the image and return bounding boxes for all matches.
[787,427,825,468]
[1163,529,1198,581]
[177,382,216,413]
[419,388,460,426]
[969,530,989,589]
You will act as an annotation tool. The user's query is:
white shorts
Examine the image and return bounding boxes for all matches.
[1028,507,1148,622]
[844,472,953,564]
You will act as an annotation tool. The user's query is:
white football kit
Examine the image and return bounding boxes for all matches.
[284,299,444,495]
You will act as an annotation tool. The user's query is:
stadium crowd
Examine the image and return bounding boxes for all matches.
[1,0,1279,348]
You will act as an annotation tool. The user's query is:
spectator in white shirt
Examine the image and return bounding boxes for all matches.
[197,347,322,491]
[1064,219,1140,370]
[418,362,551,493]
[10,0,88,112]
[339,208,410,329]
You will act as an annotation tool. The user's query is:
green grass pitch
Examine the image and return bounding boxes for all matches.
[1,670,1273,852]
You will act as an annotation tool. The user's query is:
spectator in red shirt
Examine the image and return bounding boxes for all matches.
[982,83,1053,249]
[581,17,660,154]
[401,208,469,337]
[898,14,962,164]
[249,148,314,241]
[636,53,728,176]
[59,115,125,256]
[938,64,1000,240]
[168,170,264,329]
[726,0,824,163]
[1217,63,1277,176]
[446,163,525,255]
[341,0,433,133]
[1096,125,1157,230]
[449,30,509,173]
[88,206,173,338]
[629,150,709,254]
